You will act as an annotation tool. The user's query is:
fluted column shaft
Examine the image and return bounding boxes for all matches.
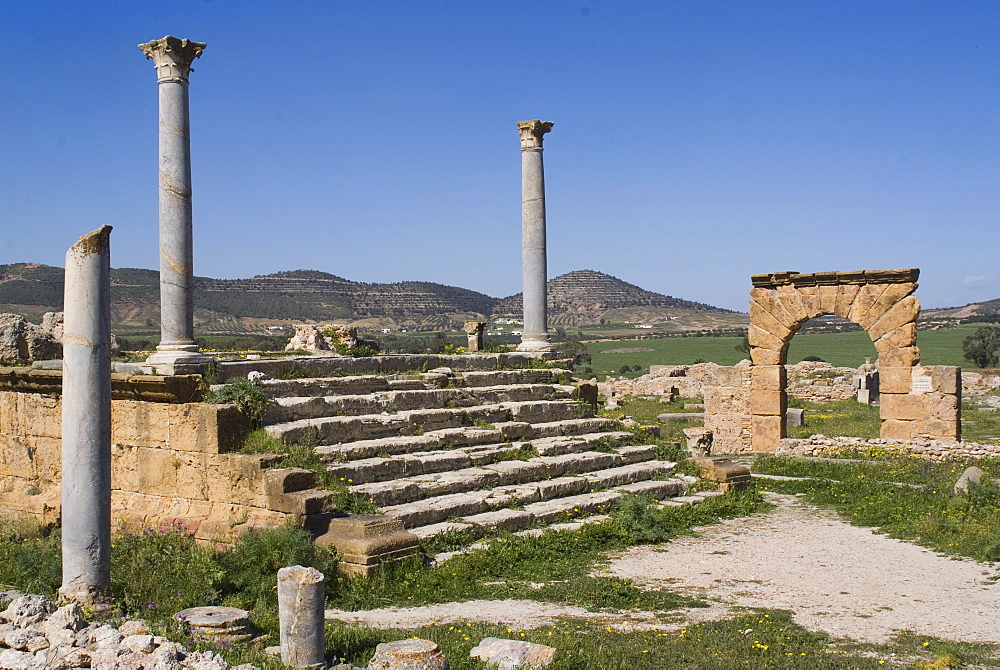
[517,120,554,353]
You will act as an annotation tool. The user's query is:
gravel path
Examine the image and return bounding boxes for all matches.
[605,493,1000,643]
[327,493,1000,643]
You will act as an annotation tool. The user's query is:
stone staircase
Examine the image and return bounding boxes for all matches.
[260,366,694,541]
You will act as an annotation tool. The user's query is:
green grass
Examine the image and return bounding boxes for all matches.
[754,454,1000,562]
[787,399,881,439]
[587,326,984,379]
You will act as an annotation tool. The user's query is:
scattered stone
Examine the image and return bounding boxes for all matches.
[428,367,453,375]
[119,620,151,637]
[955,466,986,495]
[694,457,752,492]
[1,594,55,628]
[683,427,713,457]
[175,606,254,643]
[0,313,61,365]
[469,637,557,669]
[786,408,805,427]
[286,325,332,352]
[367,638,449,669]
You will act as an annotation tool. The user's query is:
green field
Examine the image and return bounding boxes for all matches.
[588,325,982,378]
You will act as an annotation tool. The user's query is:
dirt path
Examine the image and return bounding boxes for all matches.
[327,494,1000,643]
[605,493,1000,643]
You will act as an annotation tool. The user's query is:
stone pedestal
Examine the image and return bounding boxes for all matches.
[277,566,326,669]
[59,226,113,605]
[305,514,419,576]
[369,639,449,670]
[139,36,210,375]
[516,120,554,353]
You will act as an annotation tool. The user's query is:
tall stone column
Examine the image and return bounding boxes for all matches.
[517,120,554,353]
[139,36,210,374]
[277,566,326,668]
[60,225,113,605]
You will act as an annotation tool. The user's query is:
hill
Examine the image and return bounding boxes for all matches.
[492,270,737,327]
[923,298,1000,323]
[0,264,739,331]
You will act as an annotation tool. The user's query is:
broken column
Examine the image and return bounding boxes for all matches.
[516,120,554,353]
[59,225,113,604]
[139,36,210,374]
[464,321,485,352]
[277,566,326,668]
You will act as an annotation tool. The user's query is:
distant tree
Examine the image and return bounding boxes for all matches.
[734,336,751,354]
[631,365,643,373]
[962,326,1000,368]
[802,355,824,362]
[619,365,632,375]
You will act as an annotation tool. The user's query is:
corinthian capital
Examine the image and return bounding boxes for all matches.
[518,120,554,149]
[138,36,206,82]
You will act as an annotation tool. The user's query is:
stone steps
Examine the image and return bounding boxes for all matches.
[377,459,683,526]
[265,400,589,445]
[266,384,576,424]
[406,474,694,538]
[259,368,572,399]
[323,434,642,486]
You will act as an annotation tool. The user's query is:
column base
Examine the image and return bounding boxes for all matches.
[58,584,109,608]
[517,335,554,353]
[144,346,212,376]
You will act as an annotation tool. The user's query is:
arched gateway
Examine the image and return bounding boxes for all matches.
[747,269,961,452]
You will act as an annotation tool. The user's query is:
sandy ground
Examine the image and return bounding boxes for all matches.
[327,494,1000,643]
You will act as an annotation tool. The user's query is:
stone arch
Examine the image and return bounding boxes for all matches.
[747,269,959,452]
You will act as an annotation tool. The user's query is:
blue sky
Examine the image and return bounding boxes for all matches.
[1,1,997,312]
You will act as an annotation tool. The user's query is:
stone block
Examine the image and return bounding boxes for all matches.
[173,451,210,501]
[868,295,920,342]
[749,325,786,352]
[786,408,805,427]
[875,323,917,352]
[750,415,784,452]
[136,447,178,497]
[860,283,917,329]
[879,346,920,367]
[749,300,793,339]
[111,443,140,492]
[306,514,420,576]
[818,285,839,315]
[751,347,782,366]
[925,366,961,395]
[693,457,752,490]
[916,419,960,441]
[796,286,823,320]
[880,393,929,421]
[706,414,747,438]
[776,285,808,325]
[749,389,785,416]
[833,284,861,320]
[879,366,912,394]
[924,394,960,421]
[470,637,558,669]
[880,418,915,440]
[750,365,785,391]
[847,284,887,327]
[749,288,798,329]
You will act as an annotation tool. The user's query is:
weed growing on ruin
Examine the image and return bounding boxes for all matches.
[0,517,61,596]
[754,454,1000,561]
[204,378,271,428]
[110,524,220,619]
[495,444,540,462]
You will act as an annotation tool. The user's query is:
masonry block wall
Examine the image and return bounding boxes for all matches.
[0,388,328,543]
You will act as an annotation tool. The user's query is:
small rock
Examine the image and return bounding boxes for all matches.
[1,595,55,628]
[428,367,453,375]
[119,620,152,637]
[469,637,558,669]
[5,627,49,652]
[184,650,230,669]
[40,644,91,670]
[368,638,449,669]
[87,624,123,650]
[122,633,156,654]
[92,649,146,670]
[39,602,86,635]
[955,466,987,495]
[0,648,34,670]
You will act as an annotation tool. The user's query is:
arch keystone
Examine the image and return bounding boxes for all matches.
[833,284,861,319]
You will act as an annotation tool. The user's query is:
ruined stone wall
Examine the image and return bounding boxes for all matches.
[0,390,325,543]
[689,362,752,453]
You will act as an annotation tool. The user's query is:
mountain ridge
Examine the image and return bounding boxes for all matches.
[1,262,735,329]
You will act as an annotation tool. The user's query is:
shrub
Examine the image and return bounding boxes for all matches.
[205,378,272,428]
[0,517,61,597]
